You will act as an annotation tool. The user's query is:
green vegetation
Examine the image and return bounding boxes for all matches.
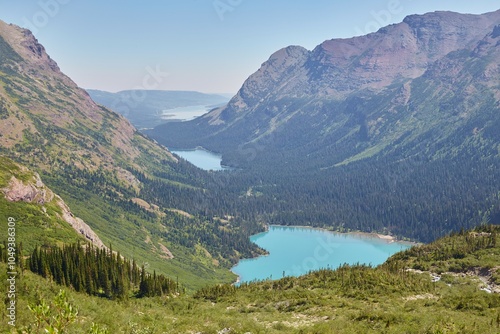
[23,290,80,334]
[0,196,84,252]
[0,225,499,333]
[390,224,499,274]
[0,35,22,66]
[0,155,259,291]
[0,157,86,253]
[28,243,181,299]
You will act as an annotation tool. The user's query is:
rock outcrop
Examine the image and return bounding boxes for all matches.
[1,170,105,249]
[56,197,105,249]
[3,173,53,204]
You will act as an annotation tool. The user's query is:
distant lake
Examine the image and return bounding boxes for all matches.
[232,226,412,284]
[160,105,209,121]
[171,148,228,171]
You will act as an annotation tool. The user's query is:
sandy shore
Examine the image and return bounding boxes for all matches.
[268,225,418,245]
[342,230,419,246]
[376,234,396,242]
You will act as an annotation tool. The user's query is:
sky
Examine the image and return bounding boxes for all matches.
[0,1,499,94]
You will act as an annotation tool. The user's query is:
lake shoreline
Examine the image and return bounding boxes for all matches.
[231,225,418,285]
[170,147,229,171]
[268,225,420,246]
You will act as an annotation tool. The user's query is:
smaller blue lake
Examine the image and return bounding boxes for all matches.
[171,148,228,171]
[232,226,412,284]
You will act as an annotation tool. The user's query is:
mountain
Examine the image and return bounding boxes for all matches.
[148,10,500,242]
[0,11,499,334]
[87,89,230,129]
[149,10,500,164]
[0,20,263,289]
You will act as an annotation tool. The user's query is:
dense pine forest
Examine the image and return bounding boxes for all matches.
[28,243,181,299]
[148,150,500,243]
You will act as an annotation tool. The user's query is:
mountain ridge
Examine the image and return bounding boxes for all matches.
[148,9,500,166]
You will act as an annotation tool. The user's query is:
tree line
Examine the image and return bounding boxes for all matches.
[27,243,181,299]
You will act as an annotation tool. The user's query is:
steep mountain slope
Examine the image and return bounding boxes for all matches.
[87,89,229,129]
[0,20,263,289]
[148,10,500,242]
[0,20,174,173]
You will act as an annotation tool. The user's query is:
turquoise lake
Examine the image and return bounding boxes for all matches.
[232,226,412,284]
[171,148,228,171]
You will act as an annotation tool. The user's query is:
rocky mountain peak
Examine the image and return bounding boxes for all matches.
[20,29,60,72]
[230,10,500,107]
[198,9,500,131]
[0,20,60,73]
[241,45,310,96]
[206,45,311,123]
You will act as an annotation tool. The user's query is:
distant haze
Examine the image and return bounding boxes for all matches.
[87,89,229,129]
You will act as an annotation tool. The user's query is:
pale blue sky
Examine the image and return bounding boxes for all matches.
[1,1,499,93]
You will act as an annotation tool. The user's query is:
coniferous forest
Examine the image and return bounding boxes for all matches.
[0,242,182,299]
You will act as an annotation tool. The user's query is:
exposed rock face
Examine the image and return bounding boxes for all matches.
[1,171,105,249]
[214,10,500,119]
[57,197,105,249]
[158,243,174,260]
[3,174,53,204]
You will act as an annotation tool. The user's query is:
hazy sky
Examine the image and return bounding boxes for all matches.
[1,1,499,94]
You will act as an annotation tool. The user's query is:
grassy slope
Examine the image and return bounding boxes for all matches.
[1,225,499,333]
